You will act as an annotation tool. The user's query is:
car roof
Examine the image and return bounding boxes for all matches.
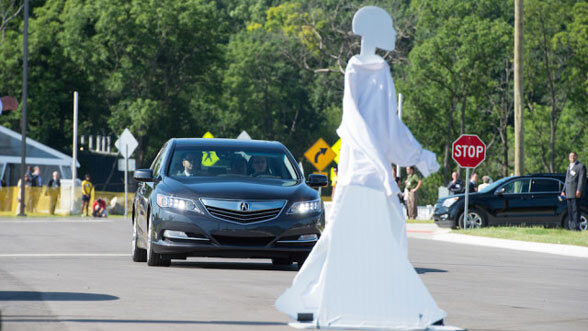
[520,173,565,179]
[170,138,287,151]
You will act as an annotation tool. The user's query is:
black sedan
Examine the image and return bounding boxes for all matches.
[433,174,588,231]
[131,138,327,267]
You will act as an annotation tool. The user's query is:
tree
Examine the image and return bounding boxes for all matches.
[523,0,575,172]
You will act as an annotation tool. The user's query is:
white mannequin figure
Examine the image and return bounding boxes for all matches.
[353,6,396,63]
[276,6,447,330]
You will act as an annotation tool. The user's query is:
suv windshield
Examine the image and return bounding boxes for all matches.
[167,146,299,180]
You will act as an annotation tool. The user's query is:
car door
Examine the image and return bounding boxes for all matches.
[493,178,531,225]
[529,178,565,226]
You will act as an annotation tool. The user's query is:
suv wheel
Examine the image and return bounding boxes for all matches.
[564,211,588,231]
[458,208,487,229]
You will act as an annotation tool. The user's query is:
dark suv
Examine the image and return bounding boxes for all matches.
[433,174,588,230]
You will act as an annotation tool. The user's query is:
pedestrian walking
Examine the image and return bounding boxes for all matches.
[561,152,586,231]
[405,166,421,219]
[81,174,94,217]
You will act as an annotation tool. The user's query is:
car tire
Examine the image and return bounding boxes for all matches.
[563,211,588,232]
[131,216,147,262]
[458,208,487,229]
[146,215,171,267]
[271,258,292,266]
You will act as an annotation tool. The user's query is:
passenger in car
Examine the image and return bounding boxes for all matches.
[249,156,270,176]
[177,152,201,176]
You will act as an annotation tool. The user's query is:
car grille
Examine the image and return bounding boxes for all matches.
[200,198,286,224]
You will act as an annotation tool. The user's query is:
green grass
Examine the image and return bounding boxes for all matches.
[454,226,588,247]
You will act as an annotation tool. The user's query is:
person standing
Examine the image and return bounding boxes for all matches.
[447,171,464,195]
[561,152,586,231]
[477,176,492,191]
[81,174,94,217]
[331,167,338,200]
[405,166,422,219]
[29,166,43,212]
[47,171,61,215]
[392,166,404,204]
[468,172,478,192]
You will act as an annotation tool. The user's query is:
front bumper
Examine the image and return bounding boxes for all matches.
[432,204,458,228]
[150,205,322,260]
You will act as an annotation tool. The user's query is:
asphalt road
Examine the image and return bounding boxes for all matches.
[0,217,587,331]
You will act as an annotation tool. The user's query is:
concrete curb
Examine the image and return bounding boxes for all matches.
[430,230,588,259]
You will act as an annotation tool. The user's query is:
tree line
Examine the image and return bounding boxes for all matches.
[1,0,586,204]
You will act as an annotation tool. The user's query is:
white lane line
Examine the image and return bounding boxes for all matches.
[0,253,129,257]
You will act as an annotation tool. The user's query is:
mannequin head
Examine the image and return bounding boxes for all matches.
[352,6,396,57]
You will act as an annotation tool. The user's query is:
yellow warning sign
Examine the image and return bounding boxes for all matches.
[202,132,219,166]
[304,138,336,171]
[331,139,341,164]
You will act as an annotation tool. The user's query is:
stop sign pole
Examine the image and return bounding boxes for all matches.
[452,134,486,229]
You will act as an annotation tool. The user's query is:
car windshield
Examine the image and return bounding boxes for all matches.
[167,146,300,180]
[478,176,513,193]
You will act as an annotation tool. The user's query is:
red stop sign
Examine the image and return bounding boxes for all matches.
[452,134,486,168]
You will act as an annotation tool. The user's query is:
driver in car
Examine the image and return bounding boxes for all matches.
[177,152,201,176]
[249,156,270,176]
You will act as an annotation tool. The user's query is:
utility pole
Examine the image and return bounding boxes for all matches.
[18,0,29,217]
[514,0,524,176]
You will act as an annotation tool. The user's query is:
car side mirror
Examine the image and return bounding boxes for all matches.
[495,187,505,195]
[306,174,328,188]
[134,169,155,182]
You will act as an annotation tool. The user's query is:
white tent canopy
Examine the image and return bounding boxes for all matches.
[0,125,79,185]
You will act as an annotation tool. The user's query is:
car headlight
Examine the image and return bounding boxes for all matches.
[288,199,322,214]
[442,197,459,208]
[156,194,203,214]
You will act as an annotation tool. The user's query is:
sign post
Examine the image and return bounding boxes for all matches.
[115,128,138,218]
[452,134,486,229]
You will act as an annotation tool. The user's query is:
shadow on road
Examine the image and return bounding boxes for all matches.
[0,291,119,301]
[171,260,298,271]
[415,267,447,274]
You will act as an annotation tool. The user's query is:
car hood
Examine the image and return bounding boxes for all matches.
[158,177,318,201]
[437,191,485,203]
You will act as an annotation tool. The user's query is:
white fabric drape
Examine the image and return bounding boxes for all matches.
[275,56,445,330]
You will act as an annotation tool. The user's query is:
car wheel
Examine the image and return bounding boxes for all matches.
[131,216,147,262]
[271,258,292,266]
[580,213,588,232]
[146,216,170,267]
[458,208,487,229]
[564,211,588,231]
